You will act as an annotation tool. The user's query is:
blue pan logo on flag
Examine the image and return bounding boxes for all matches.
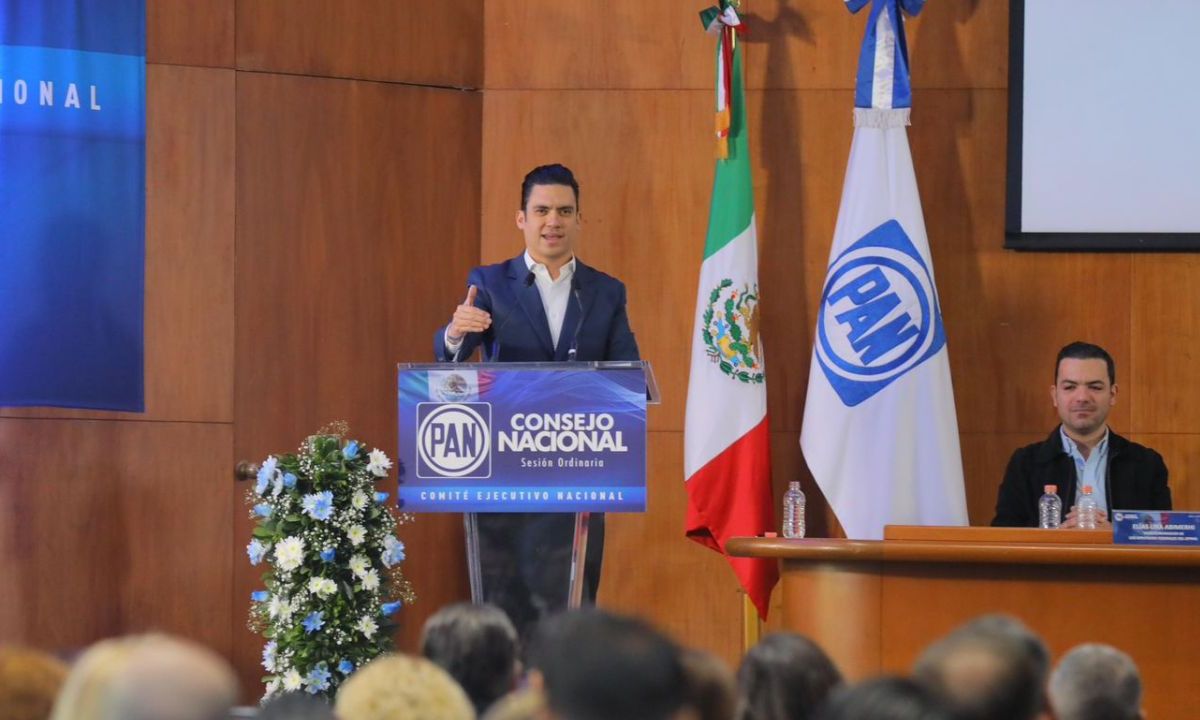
[416,402,492,478]
[816,220,946,407]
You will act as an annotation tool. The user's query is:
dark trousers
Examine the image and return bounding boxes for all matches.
[475,511,605,647]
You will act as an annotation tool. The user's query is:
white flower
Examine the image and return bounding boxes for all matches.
[308,576,337,598]
[267,594,294,621]
[361,569,380,591]
[349,554,370,578]
[367,449,393,477]
[262,678,280,703]
[347,525,367,546]
[281,669,303,692]
[275,536,306,572]
[357,615,378,638]
[272,474,284,497]
[262,641,277,672]
[351,490,370,511]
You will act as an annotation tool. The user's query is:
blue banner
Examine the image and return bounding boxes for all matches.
[398,366,648,512]
[0,0,145,411]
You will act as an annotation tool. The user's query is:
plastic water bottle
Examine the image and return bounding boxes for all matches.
[782,481,806,538]
[1077,485,1100,529]
[1038,485,1062,529]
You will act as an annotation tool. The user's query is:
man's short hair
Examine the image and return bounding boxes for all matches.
[421,602,520,716]
[528,608,685,720]
[1048,643,1142,720]
[913,615,1049,720]
[520,164,580,210]
[335,654,474,720]
[816,676,957,720]
[1056,341,1116,385]
[735,632,843,720]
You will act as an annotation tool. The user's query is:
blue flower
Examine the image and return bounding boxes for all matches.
[301,491,335,521]
[382,536,406,566]
[283,472,297,488]
[255,457,278,495]
[262,641,277,672]
[337,659,354,675]
[374,491,389,504]
[319,547,336,563]
[302,611,325,634]
[381,601,402,617]
[343,441,359,459]
[247,539,267,565]
[251,590,269,602]
[253,503,273,518]
[306,662,332,693]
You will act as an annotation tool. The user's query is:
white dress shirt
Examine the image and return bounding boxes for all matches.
[445,252,577,354]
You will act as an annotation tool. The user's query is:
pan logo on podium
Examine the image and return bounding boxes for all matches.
[416,402,492,478]
[398,365,648,513]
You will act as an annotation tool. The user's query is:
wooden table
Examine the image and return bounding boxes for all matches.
[727,527,1200,718]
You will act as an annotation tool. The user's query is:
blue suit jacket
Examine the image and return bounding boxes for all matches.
[434,255,640,363]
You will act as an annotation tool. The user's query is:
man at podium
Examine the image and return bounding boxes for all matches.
[435,163,640,639]
[992,342,1171,527]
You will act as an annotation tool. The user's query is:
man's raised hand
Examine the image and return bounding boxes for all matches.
[447,285,492,341]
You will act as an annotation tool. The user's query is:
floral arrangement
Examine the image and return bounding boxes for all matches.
[246,424,415,700]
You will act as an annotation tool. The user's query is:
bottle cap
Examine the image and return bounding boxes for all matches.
[1083,485,1094,494]
[1044,484,1056,494]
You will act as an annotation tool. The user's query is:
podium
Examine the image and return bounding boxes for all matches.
[397,361,658,626]
[727,526,1200,719]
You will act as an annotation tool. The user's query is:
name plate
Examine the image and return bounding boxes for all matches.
[1112,511,1200,546]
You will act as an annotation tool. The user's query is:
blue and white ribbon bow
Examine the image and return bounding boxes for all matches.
[846,0,926,110]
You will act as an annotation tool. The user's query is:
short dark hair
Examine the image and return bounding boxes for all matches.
[520,164,580,211]
[420,603,519,716]
[736,633,843,720]
[914,615,1049,720]
[529,609,685,720]
[817,676,957,720]
[1055,342,1116,385]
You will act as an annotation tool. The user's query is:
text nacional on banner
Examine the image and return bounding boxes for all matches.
[799,0,967,540]
[0,0,146,411]
[684,1,779,621]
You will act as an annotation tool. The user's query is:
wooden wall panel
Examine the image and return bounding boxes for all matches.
[1129,434,1200,515]
[602,431,744,667]
[148,0,235,67]
[1131,255,1200,433]
[237,0,483,87]
[0,66,236,425]
[234,72,480,690]
[0,419,232,656]
[484,0,1006,91]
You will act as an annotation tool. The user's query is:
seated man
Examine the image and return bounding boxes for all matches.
[991,342,1171,528]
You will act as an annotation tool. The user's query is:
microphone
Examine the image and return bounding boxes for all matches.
[490,271,536,362]
[567,275,586,362]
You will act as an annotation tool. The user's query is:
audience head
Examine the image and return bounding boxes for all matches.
[818,676,957,720]
[335,653,474,720]
[421,602,521,716]
[258,691,337,720]
[529,608,685,720]
[913,615,1049,720]
[679,648,737,720]
[481,687,548,720]
[0,645,69,720]
[1048,643,1142,720]
[50,634,237,720]
[735,632,843,720]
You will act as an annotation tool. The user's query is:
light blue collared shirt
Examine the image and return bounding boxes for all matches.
[1060,426,1109,513]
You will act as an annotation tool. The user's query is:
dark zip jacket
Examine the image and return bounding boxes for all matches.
[991,427,1172,527]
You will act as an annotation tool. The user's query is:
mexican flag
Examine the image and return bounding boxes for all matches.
[684,3,778,620]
